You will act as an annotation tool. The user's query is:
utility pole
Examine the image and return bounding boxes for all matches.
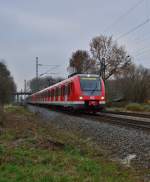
[36,57,39,91]
[102,58,106,82]
[24,80,27,93]
[35,57,60,91]
[100,58,106,82]
[24,80,27,100]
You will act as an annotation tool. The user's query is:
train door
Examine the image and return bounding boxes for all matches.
[51,89,54,102]
[60,86,63,101]
[58,87,61,101]
[48,90,51,102]
[64,85,68,102]
[70,82,73,100]
[68,83,71,101]
[53,88,56,101]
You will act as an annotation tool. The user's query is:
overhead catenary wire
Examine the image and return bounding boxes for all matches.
[103,0,144,33]
[102,0,150,65]
[133,44,150,54]
[116,18,150,40]
[145,0,149,20]
[103,0,150,43]
[128,1,150,58]
[132,31,150,43]
[134,47,150,57]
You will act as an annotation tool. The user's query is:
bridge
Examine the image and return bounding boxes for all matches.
[13,92,32,103]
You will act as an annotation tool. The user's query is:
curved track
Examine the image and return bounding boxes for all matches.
[104,110,150,119]
[27,104,150,130]
[80,112,150,130]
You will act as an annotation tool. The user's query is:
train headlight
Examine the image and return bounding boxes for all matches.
[79,96,83,100]
[101,96,105,100]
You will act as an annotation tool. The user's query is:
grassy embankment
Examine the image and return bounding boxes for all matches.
[0,106,141,182]
[107,102,150,112]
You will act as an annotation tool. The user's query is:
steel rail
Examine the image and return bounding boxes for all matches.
[81,112,150,131]
[104,110,150,119]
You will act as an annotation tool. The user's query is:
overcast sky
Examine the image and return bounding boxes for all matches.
[0,0,150,90]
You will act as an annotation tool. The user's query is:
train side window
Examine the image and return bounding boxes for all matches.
[64,85,68,95]
[68,84,70,96]
[58,87,61,96]
[51,90,53,97]
[70,82,73,94]
[55,88,57,97]
[56,88,58,96]
[53,89,55,97]
[53,89,54,97]
[56,87,59,96]
[54,89,56,97]
[60,86,62,96]
[61,86,63,96]
[62,86,65,96]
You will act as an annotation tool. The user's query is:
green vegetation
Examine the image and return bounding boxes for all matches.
[125,103,150,112]
[0,62,16,108]
[0,106,140,182]
[107,102,150,112]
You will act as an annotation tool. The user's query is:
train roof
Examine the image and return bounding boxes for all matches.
[32,74,100,96]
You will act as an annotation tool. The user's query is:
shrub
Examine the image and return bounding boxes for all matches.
[143,105,150,112]
[125,103,144,111]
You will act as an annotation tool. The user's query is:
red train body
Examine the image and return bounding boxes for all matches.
[27,74,105,111]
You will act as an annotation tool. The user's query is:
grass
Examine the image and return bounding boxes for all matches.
[125,103,144,112]
[107,102,150,112]
[0,106,141,182]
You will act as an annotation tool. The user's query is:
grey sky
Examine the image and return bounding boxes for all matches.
[0,0,150,90]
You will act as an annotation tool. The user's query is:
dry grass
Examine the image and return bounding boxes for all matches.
[0,106,142,182]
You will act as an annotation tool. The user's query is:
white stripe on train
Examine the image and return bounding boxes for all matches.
[29,101,106,105]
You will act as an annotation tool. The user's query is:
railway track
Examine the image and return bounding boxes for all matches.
[27,104,150,130]
[81,111,150,130]
[104,110,150,119]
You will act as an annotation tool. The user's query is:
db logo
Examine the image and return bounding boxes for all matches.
[90,96,95,99]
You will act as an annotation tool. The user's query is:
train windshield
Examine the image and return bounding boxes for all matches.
[80,77,101,95]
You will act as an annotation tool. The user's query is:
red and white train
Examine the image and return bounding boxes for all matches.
[26,74,106,111]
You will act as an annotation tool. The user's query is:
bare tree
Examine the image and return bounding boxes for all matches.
[123,65,150,102]
[90,35,132,80]
[28,76,64,93]
[69,50,96,74]
[111,64,150,103]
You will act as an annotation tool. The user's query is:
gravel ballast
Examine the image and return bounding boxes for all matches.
[27,105,150,173]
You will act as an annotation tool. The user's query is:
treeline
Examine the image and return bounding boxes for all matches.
[0,61,16,108]
[28,76,64,93]
[106,64,150,103]
[28,34,150,103]
[68,35,150,103]
[68,35,132,79]
[0,61,16,122]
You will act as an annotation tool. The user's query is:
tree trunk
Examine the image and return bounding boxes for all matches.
[0,103,4,127]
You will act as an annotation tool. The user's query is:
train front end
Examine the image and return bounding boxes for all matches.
[77,74,105,111]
